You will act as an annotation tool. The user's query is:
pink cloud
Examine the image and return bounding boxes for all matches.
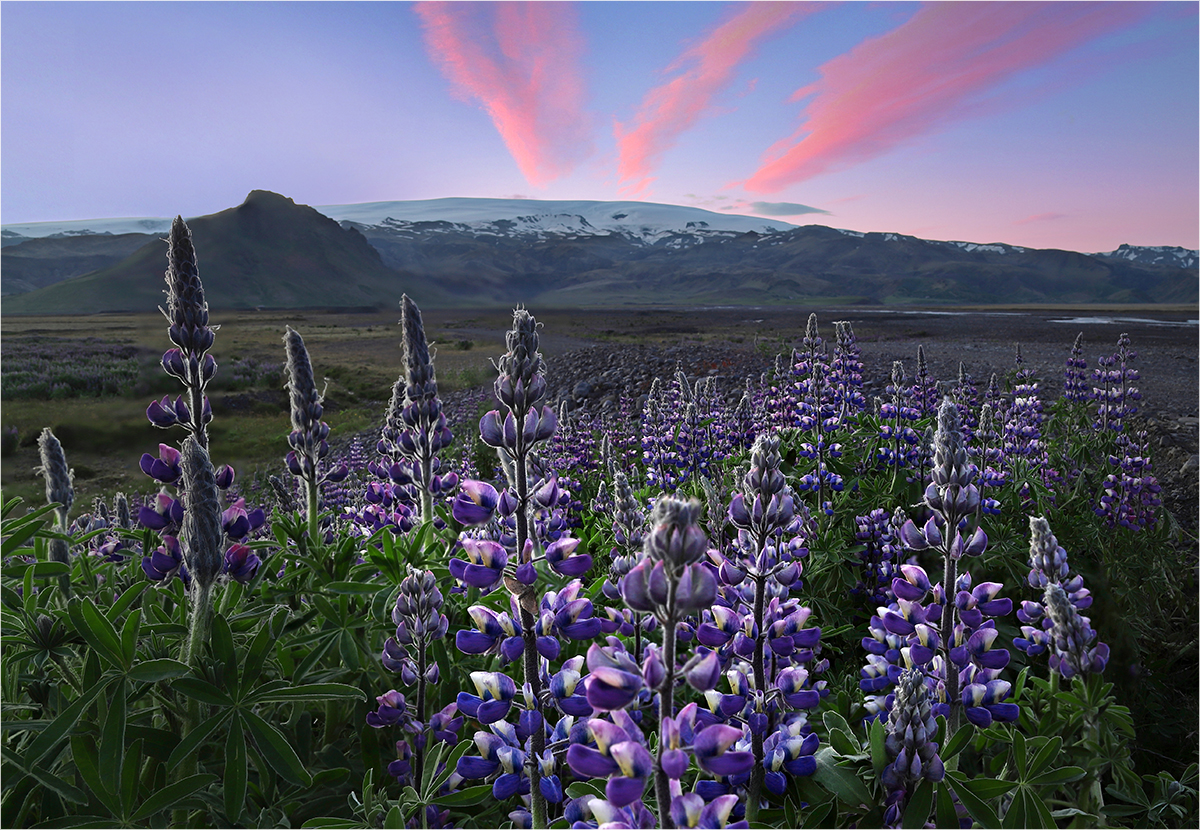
[743,2,1151,193]
[414,2,592,187]
[614,2,819,198]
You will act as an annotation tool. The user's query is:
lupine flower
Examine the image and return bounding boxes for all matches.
[1014,517,1109,680]
[222,544,260,584]
[1063,332,1090,402]
[139,443,182,484]
[453,479,500,526]
[142,535,189,585]
[449,538,509,590]
[457,671,519,724]
[882,669,945,828]
[1093,332,1140,432]
[378,295,454,523]
[153,216,217,447]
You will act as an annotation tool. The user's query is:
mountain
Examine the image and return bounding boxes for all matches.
[2,232,158,295]
[2,192,1195,313]
[1094,244,1198,269]
[3,191,449,314]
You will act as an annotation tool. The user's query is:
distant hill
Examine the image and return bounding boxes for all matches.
[3,191,450,314]
[3,191,1195,313]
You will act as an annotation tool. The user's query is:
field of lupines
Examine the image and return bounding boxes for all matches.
[2,217,1196,830]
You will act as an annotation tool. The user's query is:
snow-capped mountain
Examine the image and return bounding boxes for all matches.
[313,197,795,244]
[2,217,172,241]
[4,191,1196,311]
[1094,244,1198,269]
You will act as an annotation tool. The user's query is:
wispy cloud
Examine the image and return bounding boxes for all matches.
[1014,212,1067,225]
[743,2,1150,192]
[746,201,829,216]
[614,2,818,198]
[414,2,592,187]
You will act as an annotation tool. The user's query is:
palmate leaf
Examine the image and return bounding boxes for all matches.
[812,746,874,809]
[99,677,127,795]
[225,716,248,824]
[1,745,88,806]
[251,683,365,704]
[128,773,220,824]
[24,676,110,766]
[68,598,126,669]
[241,709,312,787]
[901,778,934,829]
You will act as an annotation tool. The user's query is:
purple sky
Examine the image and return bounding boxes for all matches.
[2,1,1196,252]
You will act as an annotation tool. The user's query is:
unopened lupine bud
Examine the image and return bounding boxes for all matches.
[179,436,224,590]
[37,428,74,520]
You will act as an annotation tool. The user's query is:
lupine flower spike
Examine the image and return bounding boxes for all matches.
[37,428,75,591]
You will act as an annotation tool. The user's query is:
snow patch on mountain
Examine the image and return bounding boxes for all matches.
[1094,244,1198,269]
[1,217,172,239]
[314,197,793,243]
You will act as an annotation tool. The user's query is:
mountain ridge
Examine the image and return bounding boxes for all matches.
[3,191,1195,312]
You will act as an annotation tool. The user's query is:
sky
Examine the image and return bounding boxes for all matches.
[2,1,1197,252]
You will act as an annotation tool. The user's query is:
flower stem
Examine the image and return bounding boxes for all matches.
[746,569,768,826]
[654,592,678,830]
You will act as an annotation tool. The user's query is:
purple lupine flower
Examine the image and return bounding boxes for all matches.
[1063,332,1090,403]
[457,671,519,724]
[453,479,500,526]
[910,345,939,418]
[1093,332,1140,432]
[142,534,189,585]
[882,669,945,828]
[152,216,217,448]
[283,326,347,539]
[877,361,921,469]
[139,443,183,484]
[222,543,260,584]
[1097,429,1161,530]
[378,295,454,524]
[1015,517,1109,680]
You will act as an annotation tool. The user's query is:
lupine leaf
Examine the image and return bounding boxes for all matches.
[253,683,365,704]
[1029,766,1087,787]
[435,784,494,807]
[0,746,88,806]
[125,726,178,762]
[941,722,973,761]
[225,716,248,824]
[1028,790,1056,829]
[959,778,1018,799]
[211,614,237,687]
[106,582,149,623]
[171,677,234,706]
[24,677,109,765]
[119,609,141,667]
[1012,731,1027,780]
[947,772,1001,828]
[67,736,119,815]
[868,717,887,774]
[812,746,874,808]
[3,561,70,580]
[902,778,935,828]
[70,598,126,669]
[128,658,190,683]
[565,781,606,800]
[242,710,312,787]
[935,782,958,828]
[167,710,232,769]
[99,678,127,795]
[119,737,142,816]
[128,774,219,823]
[1,512,52,557]
[1027,736,1063,778]
[242,607,288,689]
[1001,788,1028,829]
